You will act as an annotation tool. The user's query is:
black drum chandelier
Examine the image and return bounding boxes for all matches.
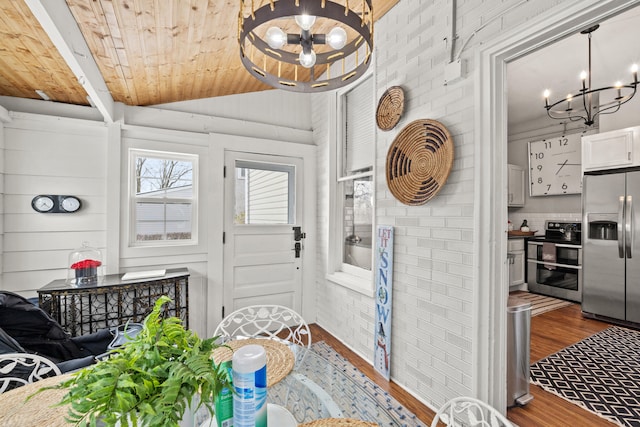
[238,0,374,92]
[543,24,638,127]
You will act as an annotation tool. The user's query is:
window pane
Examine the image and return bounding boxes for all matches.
[135,202,193,241]
[135,156,193,195]
[166,203,192,220]
[137,202,164,220]
[136,222,165,241]
[166,220,192,240]
[343,176,372,270]
[234,162,294,225]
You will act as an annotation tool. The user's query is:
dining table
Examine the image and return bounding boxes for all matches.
[0,339,409,427]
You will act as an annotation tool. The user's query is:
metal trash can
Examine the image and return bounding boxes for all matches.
[507,295,534,407]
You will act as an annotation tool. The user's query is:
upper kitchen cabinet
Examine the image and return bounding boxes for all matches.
[583,126,640,172]
[508,164,525,207]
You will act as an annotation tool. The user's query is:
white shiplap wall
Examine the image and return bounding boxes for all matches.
[3,113,107,297]
[313,0,570,410]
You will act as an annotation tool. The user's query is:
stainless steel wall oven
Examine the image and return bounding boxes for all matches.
[527,221,582,302]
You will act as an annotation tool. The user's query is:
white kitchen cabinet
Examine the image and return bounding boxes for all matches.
[508,238,525,287]
[582,126,640,172]
[507,164,525,207]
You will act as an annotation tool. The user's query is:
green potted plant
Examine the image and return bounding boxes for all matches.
[50,295,229,427]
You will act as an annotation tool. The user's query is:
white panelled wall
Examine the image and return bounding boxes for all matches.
[3,113,108,295]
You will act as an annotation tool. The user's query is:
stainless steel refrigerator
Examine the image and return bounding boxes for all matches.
[582,170,640,323]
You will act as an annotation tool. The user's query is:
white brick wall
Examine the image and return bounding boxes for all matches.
[313,0,573,410]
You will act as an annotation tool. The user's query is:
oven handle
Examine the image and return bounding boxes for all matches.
[619,195,625,258]
[527,242,581,249]
[527,260,582,269]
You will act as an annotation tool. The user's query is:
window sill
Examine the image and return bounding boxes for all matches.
[326,271,374,297]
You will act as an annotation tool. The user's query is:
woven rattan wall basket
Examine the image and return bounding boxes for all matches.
[376,86,405,131]
[386,119,454,205]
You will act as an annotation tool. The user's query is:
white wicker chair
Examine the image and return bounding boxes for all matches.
[214,305,311,349]
[431,397,514,427]
[0,353,61,393]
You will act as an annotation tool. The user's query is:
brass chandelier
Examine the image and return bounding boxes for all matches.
[238,0,374,92]
[543,24,638,127]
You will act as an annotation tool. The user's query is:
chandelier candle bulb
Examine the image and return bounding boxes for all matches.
[615,82,623,99]
[544,89,550,107]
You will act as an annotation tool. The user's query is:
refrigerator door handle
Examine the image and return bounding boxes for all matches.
[619,195,625,258]
[626,195,633,258]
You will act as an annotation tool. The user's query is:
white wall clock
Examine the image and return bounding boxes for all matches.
[32,195,55,213]
[528,133,582,196]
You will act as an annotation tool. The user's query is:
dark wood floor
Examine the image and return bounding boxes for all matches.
[310,301,617,426]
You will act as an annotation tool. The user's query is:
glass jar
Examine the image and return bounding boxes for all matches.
[68,242,104,286]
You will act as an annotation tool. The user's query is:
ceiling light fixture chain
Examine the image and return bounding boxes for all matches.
[238,0,373,92]
[543,24,638,127]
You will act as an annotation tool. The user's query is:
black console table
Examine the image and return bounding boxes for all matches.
[38,268,189,337]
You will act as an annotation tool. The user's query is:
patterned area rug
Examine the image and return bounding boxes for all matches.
[309,341,425,426]
[530,326,640,426]
[511,291,574,316]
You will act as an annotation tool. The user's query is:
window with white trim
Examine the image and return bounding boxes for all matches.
[130,149,198,246]
[336,75,374,276]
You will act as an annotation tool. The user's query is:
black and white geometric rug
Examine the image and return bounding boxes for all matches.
[530,326,640,426]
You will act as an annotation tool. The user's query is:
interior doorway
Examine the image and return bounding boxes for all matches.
[477,0,639,411]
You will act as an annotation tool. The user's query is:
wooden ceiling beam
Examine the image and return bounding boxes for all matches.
[24,0,115,122]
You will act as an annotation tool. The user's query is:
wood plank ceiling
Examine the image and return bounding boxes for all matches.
[0,0,398,108]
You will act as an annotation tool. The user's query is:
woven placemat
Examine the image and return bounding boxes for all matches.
[0,373,72,427]
[212,338,295,387]
[386,119,454,205]
[376,86,405,131]
[300,418,378,427]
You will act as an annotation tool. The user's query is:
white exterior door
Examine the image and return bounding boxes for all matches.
[223,151,306,315]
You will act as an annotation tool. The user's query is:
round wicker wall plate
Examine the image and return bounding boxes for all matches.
[376,86,405,131]
[386,119,454,205]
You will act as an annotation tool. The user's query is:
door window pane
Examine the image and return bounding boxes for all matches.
[234,161,295,225]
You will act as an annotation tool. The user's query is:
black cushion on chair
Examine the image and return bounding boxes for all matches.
[56,355,97,373]
[0,291,86,361]
[0,291,117,361]
[0,327,25,354]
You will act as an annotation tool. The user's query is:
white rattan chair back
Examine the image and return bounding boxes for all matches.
[214,305,311,348]
[431,396,514,427]
[0,353,61,393]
